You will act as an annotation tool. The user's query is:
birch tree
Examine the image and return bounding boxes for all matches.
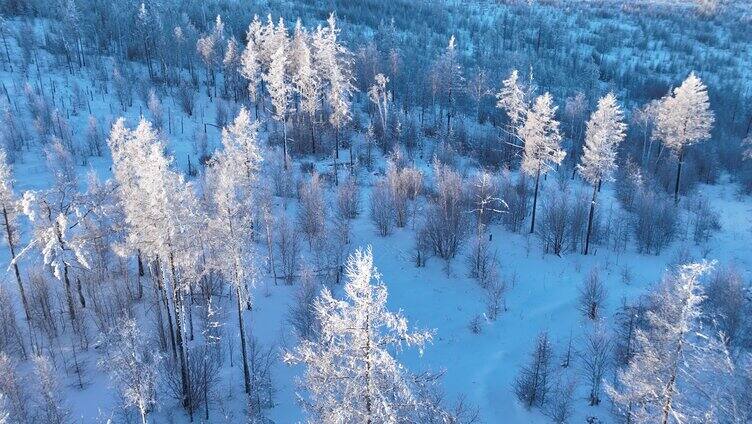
[240,17,262,112]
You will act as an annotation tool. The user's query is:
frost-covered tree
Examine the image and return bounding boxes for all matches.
[469,170,504,236]
[240,17,262,109]
[434,35,464,133]
[632,100,661,166]
[655,73,715,203]
[496,69,528,137]
[147,88,163,130]
[0,148,30,322]
[284,247,433,423]
[100,318,160,424]
[206,107,262,395]
[222,36,243,100]
[263,18,291,168]
[297,172,326,246]
[109,118,203,414]
[290,20,321,154]
[196,15,225,89]
[369,73,391,135]
[16,159,91,322]
[743,134,752,161]
[520,93,565,234]
[577,93,626,254]
[313,14,356,184]
[607,261,724,424]
[0,353,31,423]
[423,160,467,261]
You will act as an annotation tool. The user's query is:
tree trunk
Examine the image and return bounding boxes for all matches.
[282,119,289,170]
[137,250,144,300]
[3,206,30,322]
[584,184,597,255]
[530,167,541,234]
[62,263,76,321]
[168,254,190,412]
[674,149,683,204]
[661,334,684,424]
[334,127,340,186]
[155,259,177,357]
[236,283,251,394]
[76,277,86,307]
[364,310,372,424]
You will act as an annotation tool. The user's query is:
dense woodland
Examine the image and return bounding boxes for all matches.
[0,0,750,423]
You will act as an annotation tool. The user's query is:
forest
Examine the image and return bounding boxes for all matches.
[0,0,750,422]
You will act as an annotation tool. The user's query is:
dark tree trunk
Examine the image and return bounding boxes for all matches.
[674,149,683,204]
[3,206,30,321]
[530,167,541,234]
[236,284,251,394]
[584,184,597,255]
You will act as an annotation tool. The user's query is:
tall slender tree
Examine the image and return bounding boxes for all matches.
[496,69,528,138]
[0,148,30,322]
[655,73,714,203]
[206,107,262,395]
[263,18,291,169]
[577,93,626,255]
[313,14,355,185]
[520,93,565,234]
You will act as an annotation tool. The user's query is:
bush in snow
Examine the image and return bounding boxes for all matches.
[370,178,394,236]
[632,188,678,255]
[337,177,360,220]
[422,160,468,261]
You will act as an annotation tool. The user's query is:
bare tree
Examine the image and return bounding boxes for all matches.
[370,178,394,236]
[578,268,607,321]
[484,270,506,321]
[578,326,612,406]
[297,172,326,246]
[0,353,32,424]
[544,370,577,424]
[276,215,301,285]
[33,356,69,424]
[337,177,360,220]
[423,161,468,261]
[514,331,554,409]
[246,336,275,422]
[286,267,321,340]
